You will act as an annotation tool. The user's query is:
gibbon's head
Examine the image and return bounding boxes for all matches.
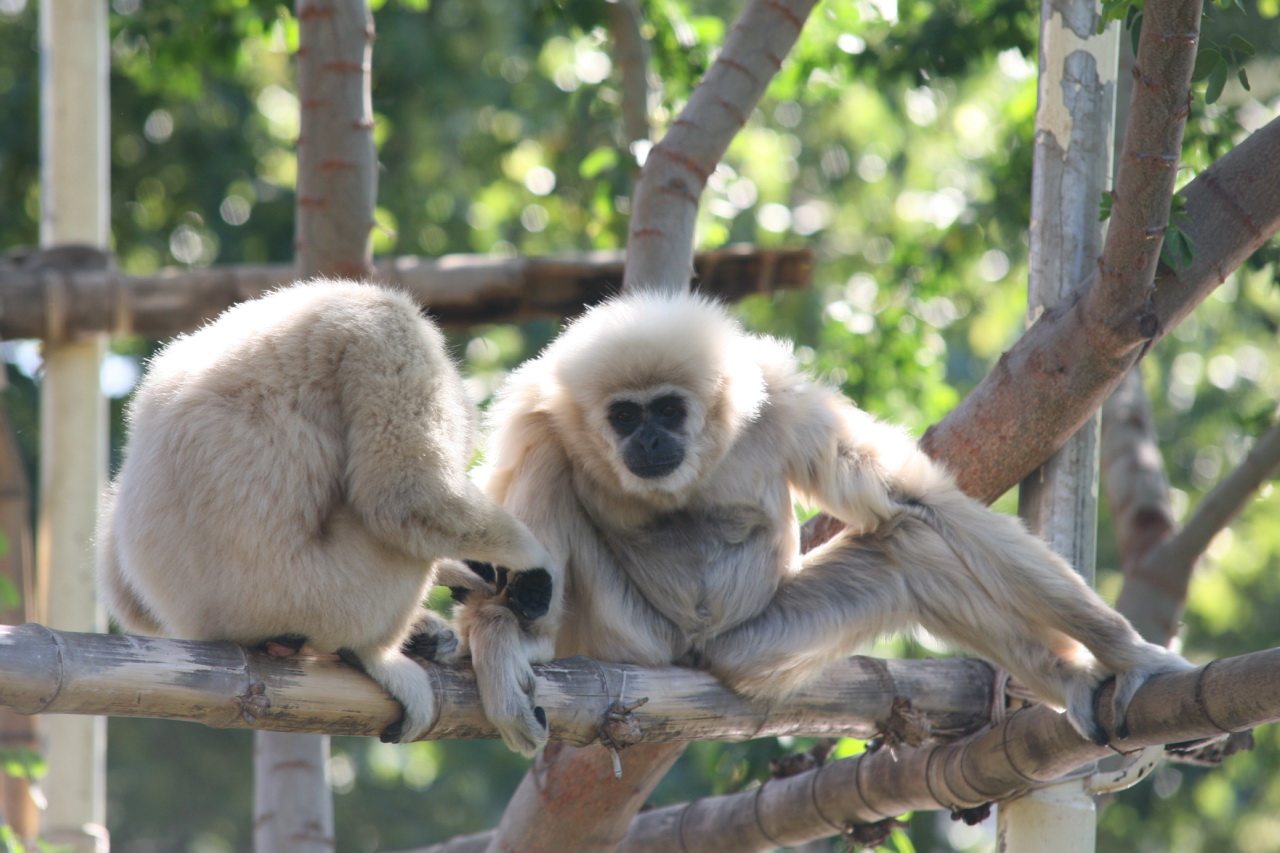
[535,290,773,499]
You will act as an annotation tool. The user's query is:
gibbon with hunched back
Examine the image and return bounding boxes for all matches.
[482,291,1192,745]
[98,280,561,755]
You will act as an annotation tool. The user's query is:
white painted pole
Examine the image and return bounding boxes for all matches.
[999,2,1120,850]
[37,0,110,850]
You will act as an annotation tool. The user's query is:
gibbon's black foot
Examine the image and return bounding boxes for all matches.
[337,647,368,675]
[261,634,308,658]
[462,559,498,585]
[505,568,553,623]
[380,716,405,744]
[401,615,460,661]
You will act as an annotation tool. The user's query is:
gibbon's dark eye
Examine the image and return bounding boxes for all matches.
[648,394,686,428]
[608,401,643,436]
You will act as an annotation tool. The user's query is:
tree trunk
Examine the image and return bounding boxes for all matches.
[254,2,377,850]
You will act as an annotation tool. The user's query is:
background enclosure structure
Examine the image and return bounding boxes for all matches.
[2,0,1280,851]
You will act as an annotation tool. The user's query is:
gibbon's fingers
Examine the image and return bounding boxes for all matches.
[461,599,550,756]
[401,609,462,663]
[339,645,439,744]
[1108,648,1196,740]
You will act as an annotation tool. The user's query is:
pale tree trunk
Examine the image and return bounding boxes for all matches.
[488,3,821,850]
[36,0,110,850]
[1002,2,1119,846]
[254,2,376,851]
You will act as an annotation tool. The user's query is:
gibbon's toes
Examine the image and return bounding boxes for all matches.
[505,568,553,623]
[260,634,308,657]
[1063,678,1111,747]
[492,701,550,757]
[380,717,405,744]
[402,616,461,662]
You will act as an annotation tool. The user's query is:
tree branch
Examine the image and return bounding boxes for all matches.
[1102,367,1180,643]
[919,113,1280,504]
[1093,0,1202,327]
[609,0,650,149]
[622,0,820,291]
[0,624,993,744]
[0,245,812,341]
[402,649,1280,853]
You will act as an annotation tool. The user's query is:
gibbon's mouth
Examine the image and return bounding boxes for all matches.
[628,457,684,480]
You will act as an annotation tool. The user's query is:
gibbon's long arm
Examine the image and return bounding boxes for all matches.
[708,379,1193,745]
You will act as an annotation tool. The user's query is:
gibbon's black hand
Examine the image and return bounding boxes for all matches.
[505,568,553,623]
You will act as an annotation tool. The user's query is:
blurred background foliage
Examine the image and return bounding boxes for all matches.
[1,0,1279,850]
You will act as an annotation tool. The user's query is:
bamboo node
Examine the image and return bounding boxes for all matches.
[236,681,271,724]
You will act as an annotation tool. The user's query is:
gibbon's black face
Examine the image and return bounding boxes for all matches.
[608,393,688,479]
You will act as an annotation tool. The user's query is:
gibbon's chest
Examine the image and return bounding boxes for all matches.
[595,500,792,644]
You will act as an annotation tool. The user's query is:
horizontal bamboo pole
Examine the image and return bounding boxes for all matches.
[0,245,813,341]
[0,623,989,746]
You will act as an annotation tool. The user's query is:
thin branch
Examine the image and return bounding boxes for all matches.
[622,0,820,292]
[1137,417,1280,580]
[609,0,651,149]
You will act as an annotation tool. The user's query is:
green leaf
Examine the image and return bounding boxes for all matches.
[1130,12,1142,56]
[1098,191,1114,223]
[1192,48,1220,83]
[578,147,618,179]
[1238,66,1251,91]
[1229,34,1256,56]
[1205,58,1228,104]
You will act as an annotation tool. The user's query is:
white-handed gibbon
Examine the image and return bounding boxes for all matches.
[98,280,561,755]
[481,290,1192,745]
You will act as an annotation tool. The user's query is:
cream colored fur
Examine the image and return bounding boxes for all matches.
[99,280,560,755]
[483,291,1192,745]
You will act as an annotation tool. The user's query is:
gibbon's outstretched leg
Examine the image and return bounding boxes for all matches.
[706,493,1191,745]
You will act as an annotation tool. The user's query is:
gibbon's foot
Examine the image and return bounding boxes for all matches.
[337,647,368,675]
[505,568,553,623]
[402,612,461,662]
[261,634,308,657]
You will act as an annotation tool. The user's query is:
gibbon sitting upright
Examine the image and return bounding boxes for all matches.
[480,290,1192,745]
[98,280,560,755]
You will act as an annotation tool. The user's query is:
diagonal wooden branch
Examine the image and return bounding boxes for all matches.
[1119,417,1280,634]
[1101,367,1180,643]
[622,0,820,292]
[0,623,992,742]
[918,113,1280,505]
[0,246,812,341]
[1093,0,1202,327]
